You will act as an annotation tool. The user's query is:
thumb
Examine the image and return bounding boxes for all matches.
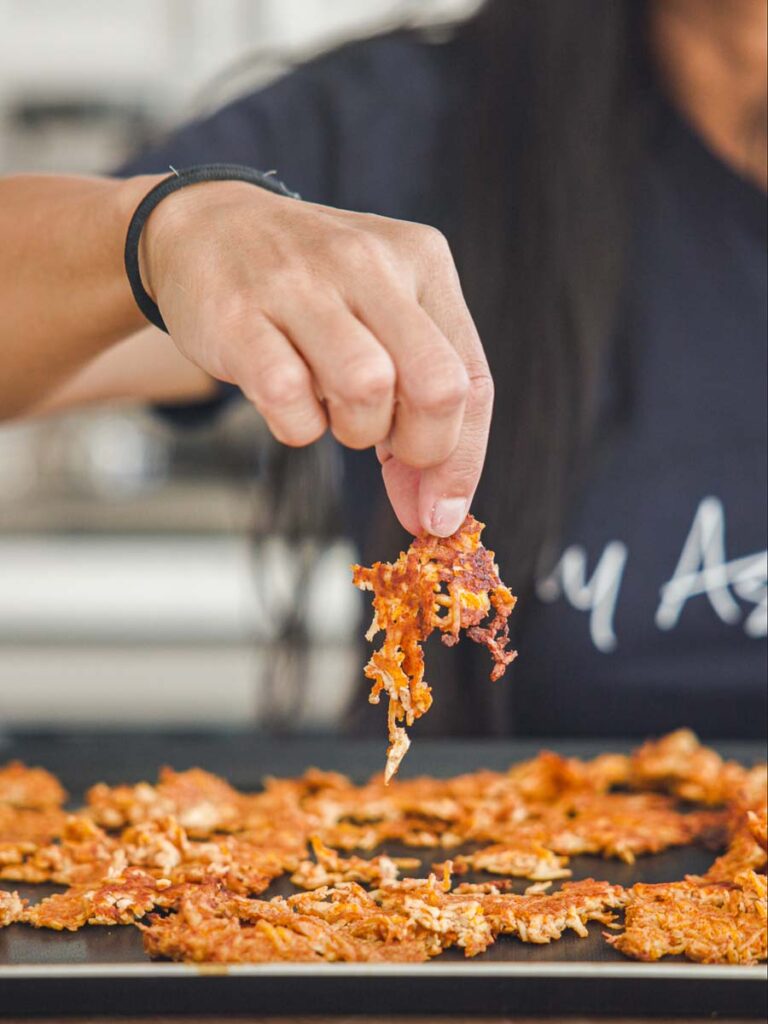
[416,371,493,537]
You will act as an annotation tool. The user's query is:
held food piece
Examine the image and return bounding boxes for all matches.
[353,514,517,780]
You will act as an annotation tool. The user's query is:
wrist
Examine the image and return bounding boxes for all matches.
[118,174,170,303]
[123,165,299,333]
[137,179,267,302]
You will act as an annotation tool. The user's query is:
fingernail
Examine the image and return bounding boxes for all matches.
[430,497,468,537]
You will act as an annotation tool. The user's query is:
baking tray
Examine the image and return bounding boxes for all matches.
[0,733,766,1017]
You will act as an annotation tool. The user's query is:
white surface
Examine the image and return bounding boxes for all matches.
[0,642,358,727]
[0,536,260,642]
[0,535,358,642]
[1,961,765,980]
[0,535,361,726]
[0,644,260,725]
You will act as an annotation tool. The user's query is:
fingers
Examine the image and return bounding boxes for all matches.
[377,354,494,541]
[357,287,470,469]
[221,316,327,446]
[273,295,395,450]
[417,366,494,536]
[159,188,493,527]
[327,224,492,538]
[378,449,422,536]
[225,220,492,541]
[408,231,494,537]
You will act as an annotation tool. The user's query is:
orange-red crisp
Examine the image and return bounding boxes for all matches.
[290,836,421,890]
[140,880,434,964]
[606,870,767,965]
[628,729,759,806]
[0,761,67,809]
[352,515,517,780]
[24,867,180,931]
[86,767,245,835]
[0,815,116,885]
[0,888,26,927]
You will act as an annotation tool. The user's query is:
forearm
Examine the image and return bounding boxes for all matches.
[27,327,216,419]
[0,173,160,418]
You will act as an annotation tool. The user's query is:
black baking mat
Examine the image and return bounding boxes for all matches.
[0,734,765,1017]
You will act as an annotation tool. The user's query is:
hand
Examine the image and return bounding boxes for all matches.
[140,181,494,537]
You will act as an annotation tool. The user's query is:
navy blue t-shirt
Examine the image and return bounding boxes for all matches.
[120,34,767,738]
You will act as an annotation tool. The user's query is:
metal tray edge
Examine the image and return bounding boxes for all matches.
[1,961,765,980]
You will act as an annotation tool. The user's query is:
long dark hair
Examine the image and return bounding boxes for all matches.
[241,1,653,596]
[348,0,657,736]
[449,0,653,592]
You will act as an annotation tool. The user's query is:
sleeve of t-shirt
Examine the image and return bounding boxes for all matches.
[117,32,451,217]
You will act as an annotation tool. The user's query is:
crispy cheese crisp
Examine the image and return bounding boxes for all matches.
[141,880,434,963]
[0,761,66,809]
[0,804,67,848]
[0,815,117,885]
[629,729,757,806]
[86,767,245,835]
[291,836,420,890]
[23,866,179,931]
[702,809,768,884]
[607,870,767,965]
[0,888,26,927]
[353,514,516,780]
[440,843,572,882]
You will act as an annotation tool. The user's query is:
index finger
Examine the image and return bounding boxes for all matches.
[414,253,494,536]
[376,341,493,539]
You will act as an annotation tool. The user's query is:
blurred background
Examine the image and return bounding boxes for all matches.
[0,0,478,732]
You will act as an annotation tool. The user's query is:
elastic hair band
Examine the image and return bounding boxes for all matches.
[124,163,300,333]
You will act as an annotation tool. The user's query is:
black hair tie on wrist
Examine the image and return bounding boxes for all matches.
[124,163,300,333]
